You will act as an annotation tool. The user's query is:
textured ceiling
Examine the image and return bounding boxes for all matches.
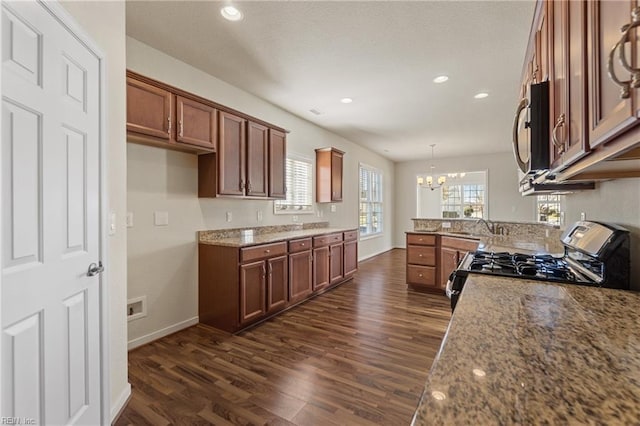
[125,1,535,162]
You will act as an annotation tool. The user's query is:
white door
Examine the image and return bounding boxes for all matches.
[1,1,103,424]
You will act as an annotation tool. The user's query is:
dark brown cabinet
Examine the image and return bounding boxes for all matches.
[218,111,247,196]
[587,0,639,148]
[266,255,288,313]
[343,231,358,278]
[240,260,266,325]
[269,129,287,198]
[316,147,344,203]
[176,95,217,150]
[246,121,269,197]
[288,247,313,304]
[406,233,438,291]
[313,246,330,291]
[549,0,589,171]
[199,229,358,333]
[126,76,172,140]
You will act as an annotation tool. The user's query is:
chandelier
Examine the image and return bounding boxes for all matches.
[417,144,446,191]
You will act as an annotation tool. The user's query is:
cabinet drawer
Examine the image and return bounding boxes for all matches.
[407,245,436,266]
[289,238,312,253]
[407,265,437,286]
[314,233,343,247]
[241,242,287,263]
[441,236,479,252]
[407,233,436,246]
[344,230,358,242]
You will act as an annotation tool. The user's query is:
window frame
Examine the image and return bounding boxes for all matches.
[359,163,383,237]
[273,153,314,215]
[536,194,563,225]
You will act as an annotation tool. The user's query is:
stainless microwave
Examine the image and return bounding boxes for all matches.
[512,81,550,175]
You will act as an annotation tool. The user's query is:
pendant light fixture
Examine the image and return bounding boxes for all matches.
[417,144,446,191]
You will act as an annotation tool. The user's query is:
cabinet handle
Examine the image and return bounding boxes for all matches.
[608,7,640,99]
[179,120,184,137]
[418,254,423,257]
[167,116,171,134]
[301,243,305,246]
[268,263,272,275]
[551,114,566,155]
[265,249,271,254]
[262,264,266,277]
[247,181,252,192]
[418,273,423,278]
[240,179,245,191]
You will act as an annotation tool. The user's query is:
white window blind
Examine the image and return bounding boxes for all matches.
[359,164,383,236]
[274,156,313,213]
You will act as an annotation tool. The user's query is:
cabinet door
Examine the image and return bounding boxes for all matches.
[240,261,266,324]
[440,247,459,289]
[218,111,246,196]
[550,0,589,170]
[313,246,330,291]
[126,77,172,139]
[331,150,343,201]
[588,0,639,148]
[269,129,287,199]
[176,95,216,150]
[267,255,288,314]
[246,121,268,197]
[343,240,358,278]
[329,243,344,285]
[289,251,313,304]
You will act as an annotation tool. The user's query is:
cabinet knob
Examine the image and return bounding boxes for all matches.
[167,116,171,134]
[418,273,423,278]
[419,254,423,257]
[265,249,270,253]
[418,238,423,242]
[301,243,305,246]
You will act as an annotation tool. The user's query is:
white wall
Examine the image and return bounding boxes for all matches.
[59,0,129,420]
[394,152,535,246]
[126,37,395,345]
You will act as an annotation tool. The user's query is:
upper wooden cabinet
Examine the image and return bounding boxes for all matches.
[316,147,344,203]
[218,111,247,196]
[269,129,287,198]
[246,121,269,197]
[521,1,640,181]
[176,95,217,150]
[126,77,172,140]
[587,0,639,148]
[548,0,589,171]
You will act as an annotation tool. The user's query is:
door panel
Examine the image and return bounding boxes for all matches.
[267,255,287,313]
[268,129,286,198]
[240,261,266,324]
[126,77,172,139]
[218,111,245,196]
[176,95,216,150]
[246,121,268,197]
[331,151,343,201]
[289,251,312,304]
[2,2,102,424]
[343,240,358,277]
[313,246,330,291]
[329,243,343,285]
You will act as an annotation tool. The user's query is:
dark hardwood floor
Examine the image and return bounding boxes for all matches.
[115,248,451,425]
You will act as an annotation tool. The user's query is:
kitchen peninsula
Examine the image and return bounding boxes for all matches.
[412,275,640,424]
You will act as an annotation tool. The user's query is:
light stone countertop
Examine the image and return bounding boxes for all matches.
[412,275,640,425]
[199,227,356,247]
[406,230,564,255]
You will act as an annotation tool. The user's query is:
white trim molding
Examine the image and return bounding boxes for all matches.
[127,317,199,350]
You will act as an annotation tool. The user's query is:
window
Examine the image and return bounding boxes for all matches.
[359,164,383,236]
[537,194,562,224]
[417,170,487,219]
[441,184,486,218]
[274,155,313,214]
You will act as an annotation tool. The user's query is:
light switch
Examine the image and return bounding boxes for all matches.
[257,210,263,222]
[330,204,337,212]
[226,212,233,222]
[109,211,116,235]
[126,212,134,228]
[154,211,169,226]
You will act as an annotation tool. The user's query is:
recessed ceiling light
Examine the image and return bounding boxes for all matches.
[474,92,489,99]
[340,98,353,104]
[433,75,449,83]
[221,6,243,21]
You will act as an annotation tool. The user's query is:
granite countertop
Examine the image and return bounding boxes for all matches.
[199,227,356,247]
[412,275,640,425]
[406,230,563,255]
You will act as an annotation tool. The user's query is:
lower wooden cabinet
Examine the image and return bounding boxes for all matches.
[199,229,358,333]
[289,250,312,304]
[439,236,479,288]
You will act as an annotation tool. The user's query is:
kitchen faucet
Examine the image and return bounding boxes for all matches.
[476,218,495,235]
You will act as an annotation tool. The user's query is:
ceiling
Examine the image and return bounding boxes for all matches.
[125,1,536,162]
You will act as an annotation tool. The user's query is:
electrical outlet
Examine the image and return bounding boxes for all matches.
[154,211,169,226]
[442,222,452,229]
[292,215,299,222]
[580,212,586,221]
[226,211,233,222]
[126,212,134,228]
[330,204,337,213]
[127,296,147,322]
[257,210,263,222]
[109,211,116,235]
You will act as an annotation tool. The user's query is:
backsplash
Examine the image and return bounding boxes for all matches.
[198,221,330,241]
[411,218,564,240]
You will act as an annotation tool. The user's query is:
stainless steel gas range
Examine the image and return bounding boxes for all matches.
[445,221,631,311]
